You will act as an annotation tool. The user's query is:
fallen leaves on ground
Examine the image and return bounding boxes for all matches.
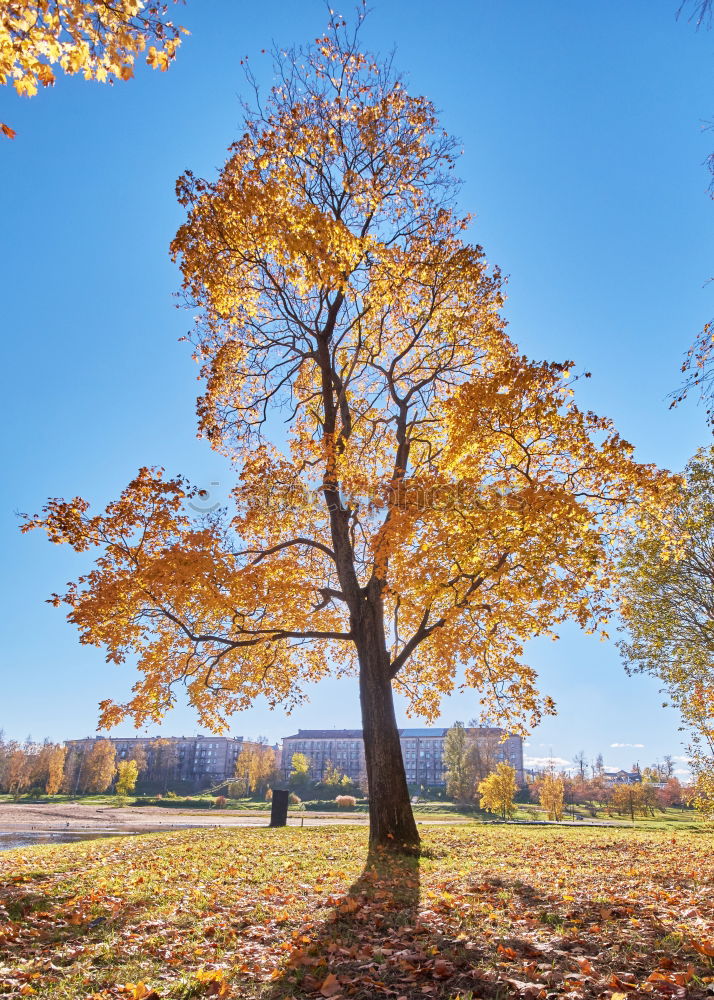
[0,825,712,999]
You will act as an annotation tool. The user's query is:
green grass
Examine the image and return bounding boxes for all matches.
[1,823,713,999]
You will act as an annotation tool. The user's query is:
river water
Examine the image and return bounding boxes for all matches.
[0,830,139,851]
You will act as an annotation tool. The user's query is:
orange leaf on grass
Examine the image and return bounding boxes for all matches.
[320,973,341,997]
[692,938,714,957]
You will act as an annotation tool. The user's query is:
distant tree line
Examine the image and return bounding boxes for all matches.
[0,727,697,819]
[0,734,126,796]
[0,734,365,802]
[527,770,688,820]
[0,734,280,800]
[0,734,67,795]
[439,723,697,821]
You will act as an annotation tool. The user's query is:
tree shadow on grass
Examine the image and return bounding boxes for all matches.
[264,846,420,1000]
[261,851,714,1000]
[263,846,500,1000]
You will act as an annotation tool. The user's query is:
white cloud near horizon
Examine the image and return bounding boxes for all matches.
[610,742,645,748]
[524,755,571,769]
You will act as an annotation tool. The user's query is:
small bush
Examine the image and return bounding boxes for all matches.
[335,795,356,809]
[215,795,227,809]
[300,798,368,812]
[265,788,273,801]
[288,792,301,805]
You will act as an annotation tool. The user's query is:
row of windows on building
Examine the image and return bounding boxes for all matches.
[280,728,525,786]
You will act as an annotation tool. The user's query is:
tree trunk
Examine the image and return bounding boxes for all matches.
[356,596,420,851]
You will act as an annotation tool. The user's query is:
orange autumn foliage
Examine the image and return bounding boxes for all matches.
[23,13,679,844]
[0,0,185,136]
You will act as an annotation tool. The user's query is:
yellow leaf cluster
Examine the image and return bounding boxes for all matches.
[232,742,278,796]
[115,758,139,796]
[0,0,184,103]
[477,762,517,819]
[539,771,565,821]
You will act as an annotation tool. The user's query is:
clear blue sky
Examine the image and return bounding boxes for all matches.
[1,0,711,778]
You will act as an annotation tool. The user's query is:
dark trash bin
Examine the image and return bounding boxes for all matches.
[269,788,289,828]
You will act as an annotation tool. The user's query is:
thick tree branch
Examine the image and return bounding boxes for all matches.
[242,537,337,565]
[388,552,510,678]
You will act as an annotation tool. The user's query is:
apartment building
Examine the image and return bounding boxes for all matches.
[400,727,524,786]
[281,726,524,787]
[280,730,365,786]
[65,735,261,789]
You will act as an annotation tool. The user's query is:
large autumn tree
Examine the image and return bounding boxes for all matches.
[25,14,677,849]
